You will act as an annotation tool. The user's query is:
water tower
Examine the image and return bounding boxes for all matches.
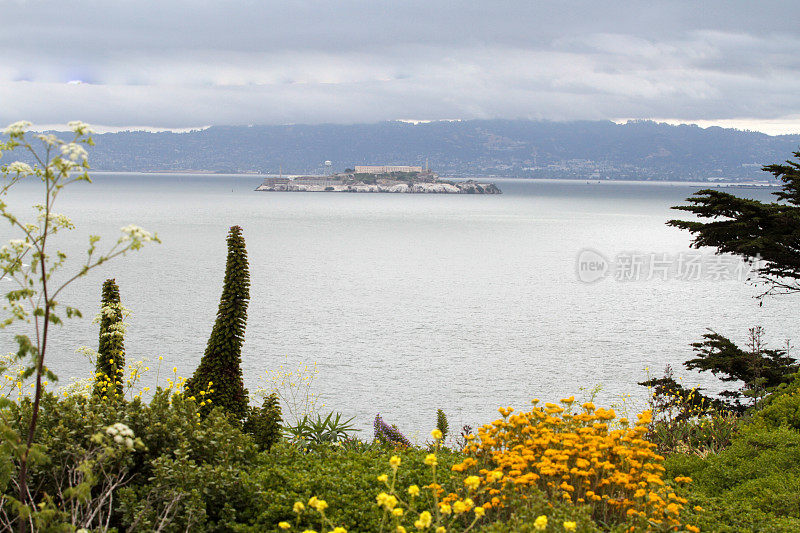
[324,160,332,175]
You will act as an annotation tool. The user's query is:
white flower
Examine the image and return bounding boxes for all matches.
[67,121,93,135]
[3,121,32,136]
[6,239,32,253]
[105,422,134,439]
[120,224,154,242]
[6,161,33,175]
[36,134,61,147]
[60,143,88,163]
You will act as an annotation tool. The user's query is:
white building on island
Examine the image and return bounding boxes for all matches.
[354,165,423,173]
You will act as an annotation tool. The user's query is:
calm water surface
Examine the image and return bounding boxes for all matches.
[1,174,793,438]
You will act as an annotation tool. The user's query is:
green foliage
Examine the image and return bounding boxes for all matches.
[751,374,800,430]
[647,413,739,456]
[436,408,449,441]
[93,278,126,400]
[1,388,258,531]
[244,392,282,452]
[641,327,798,418]
[669,148,800,297]
[685,327,797,408]
[186,225,250,420]
[639,365,738,455]
[239,443,462,532]
[0,121,158,530]
[665,379,800,531]
[666,424,800,531]
[639,365,723,420]
[283,411,360,446]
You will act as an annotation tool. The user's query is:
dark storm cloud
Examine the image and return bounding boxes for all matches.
[1,0,799,130]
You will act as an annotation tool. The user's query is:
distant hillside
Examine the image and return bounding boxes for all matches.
[24,120,800,180]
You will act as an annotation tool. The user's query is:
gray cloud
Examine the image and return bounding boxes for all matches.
[1,0,799,130]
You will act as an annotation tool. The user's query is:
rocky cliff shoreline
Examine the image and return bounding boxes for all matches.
[256,179,501,194]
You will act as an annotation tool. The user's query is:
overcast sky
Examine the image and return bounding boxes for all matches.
[2,1,799,133]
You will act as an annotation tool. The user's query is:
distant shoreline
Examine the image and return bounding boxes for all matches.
[85,170,779,188]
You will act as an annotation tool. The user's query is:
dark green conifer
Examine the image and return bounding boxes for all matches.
[186,225,250,419]
[94,279,125,400]
[669,149,800,297]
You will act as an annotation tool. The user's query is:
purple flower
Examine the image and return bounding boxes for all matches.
[374,414,411,446]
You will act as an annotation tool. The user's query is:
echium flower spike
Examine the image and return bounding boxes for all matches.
[374,414,411,446]
[93,279,126,400]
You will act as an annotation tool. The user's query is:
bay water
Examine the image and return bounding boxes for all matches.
[1,174,793,439]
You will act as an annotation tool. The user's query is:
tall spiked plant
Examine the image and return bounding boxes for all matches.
[186,225,250,419]
[93,279,126,400]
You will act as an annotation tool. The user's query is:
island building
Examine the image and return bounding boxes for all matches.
[258,162,432,189]
[354,165,423,173]
[259,176,343,187]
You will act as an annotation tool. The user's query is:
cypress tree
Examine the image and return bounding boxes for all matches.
[94,279,125,400]
[186,225,250,419]
[669,148,800,297]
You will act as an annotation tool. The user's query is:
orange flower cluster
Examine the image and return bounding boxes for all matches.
[450,398,697,530]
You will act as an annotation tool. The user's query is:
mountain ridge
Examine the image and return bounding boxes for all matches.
[28,120,800,180]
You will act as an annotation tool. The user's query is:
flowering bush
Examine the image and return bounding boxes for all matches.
[374,414,411,447]
[450,398,697,530]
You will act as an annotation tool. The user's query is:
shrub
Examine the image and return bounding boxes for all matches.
[0,387,259,531]
[93,279,126,401]
[244,392,282,452]
[751,374,800,430]
[186,225,251,420]
[666,421,800,530]
[647,413,739,456]
[240,443,462,531]
[451,398,696,530]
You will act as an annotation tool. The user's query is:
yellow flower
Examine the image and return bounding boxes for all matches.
[436,528,446,533]
[464,475,480,491]
[390,455,401,469]
[314,499,328,512]
[408,485,420,497]
[376,492,398,510]
[278,522,290,530]
[563,521,576,531]
[439,503,452,515]
[332,528,347,533]
[301,530,316,533]
[474,506,485,518]
[414,511,432,529]
[392,508,404,517]
[424,454,438,466]
[533,515,548,531]
[397,527,407,533]
[431,429,443,440]
[293,502,305,513]
[452,501,467,514]
[378,474,389,483]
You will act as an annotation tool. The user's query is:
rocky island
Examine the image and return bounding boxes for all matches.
[255,165,501,194]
